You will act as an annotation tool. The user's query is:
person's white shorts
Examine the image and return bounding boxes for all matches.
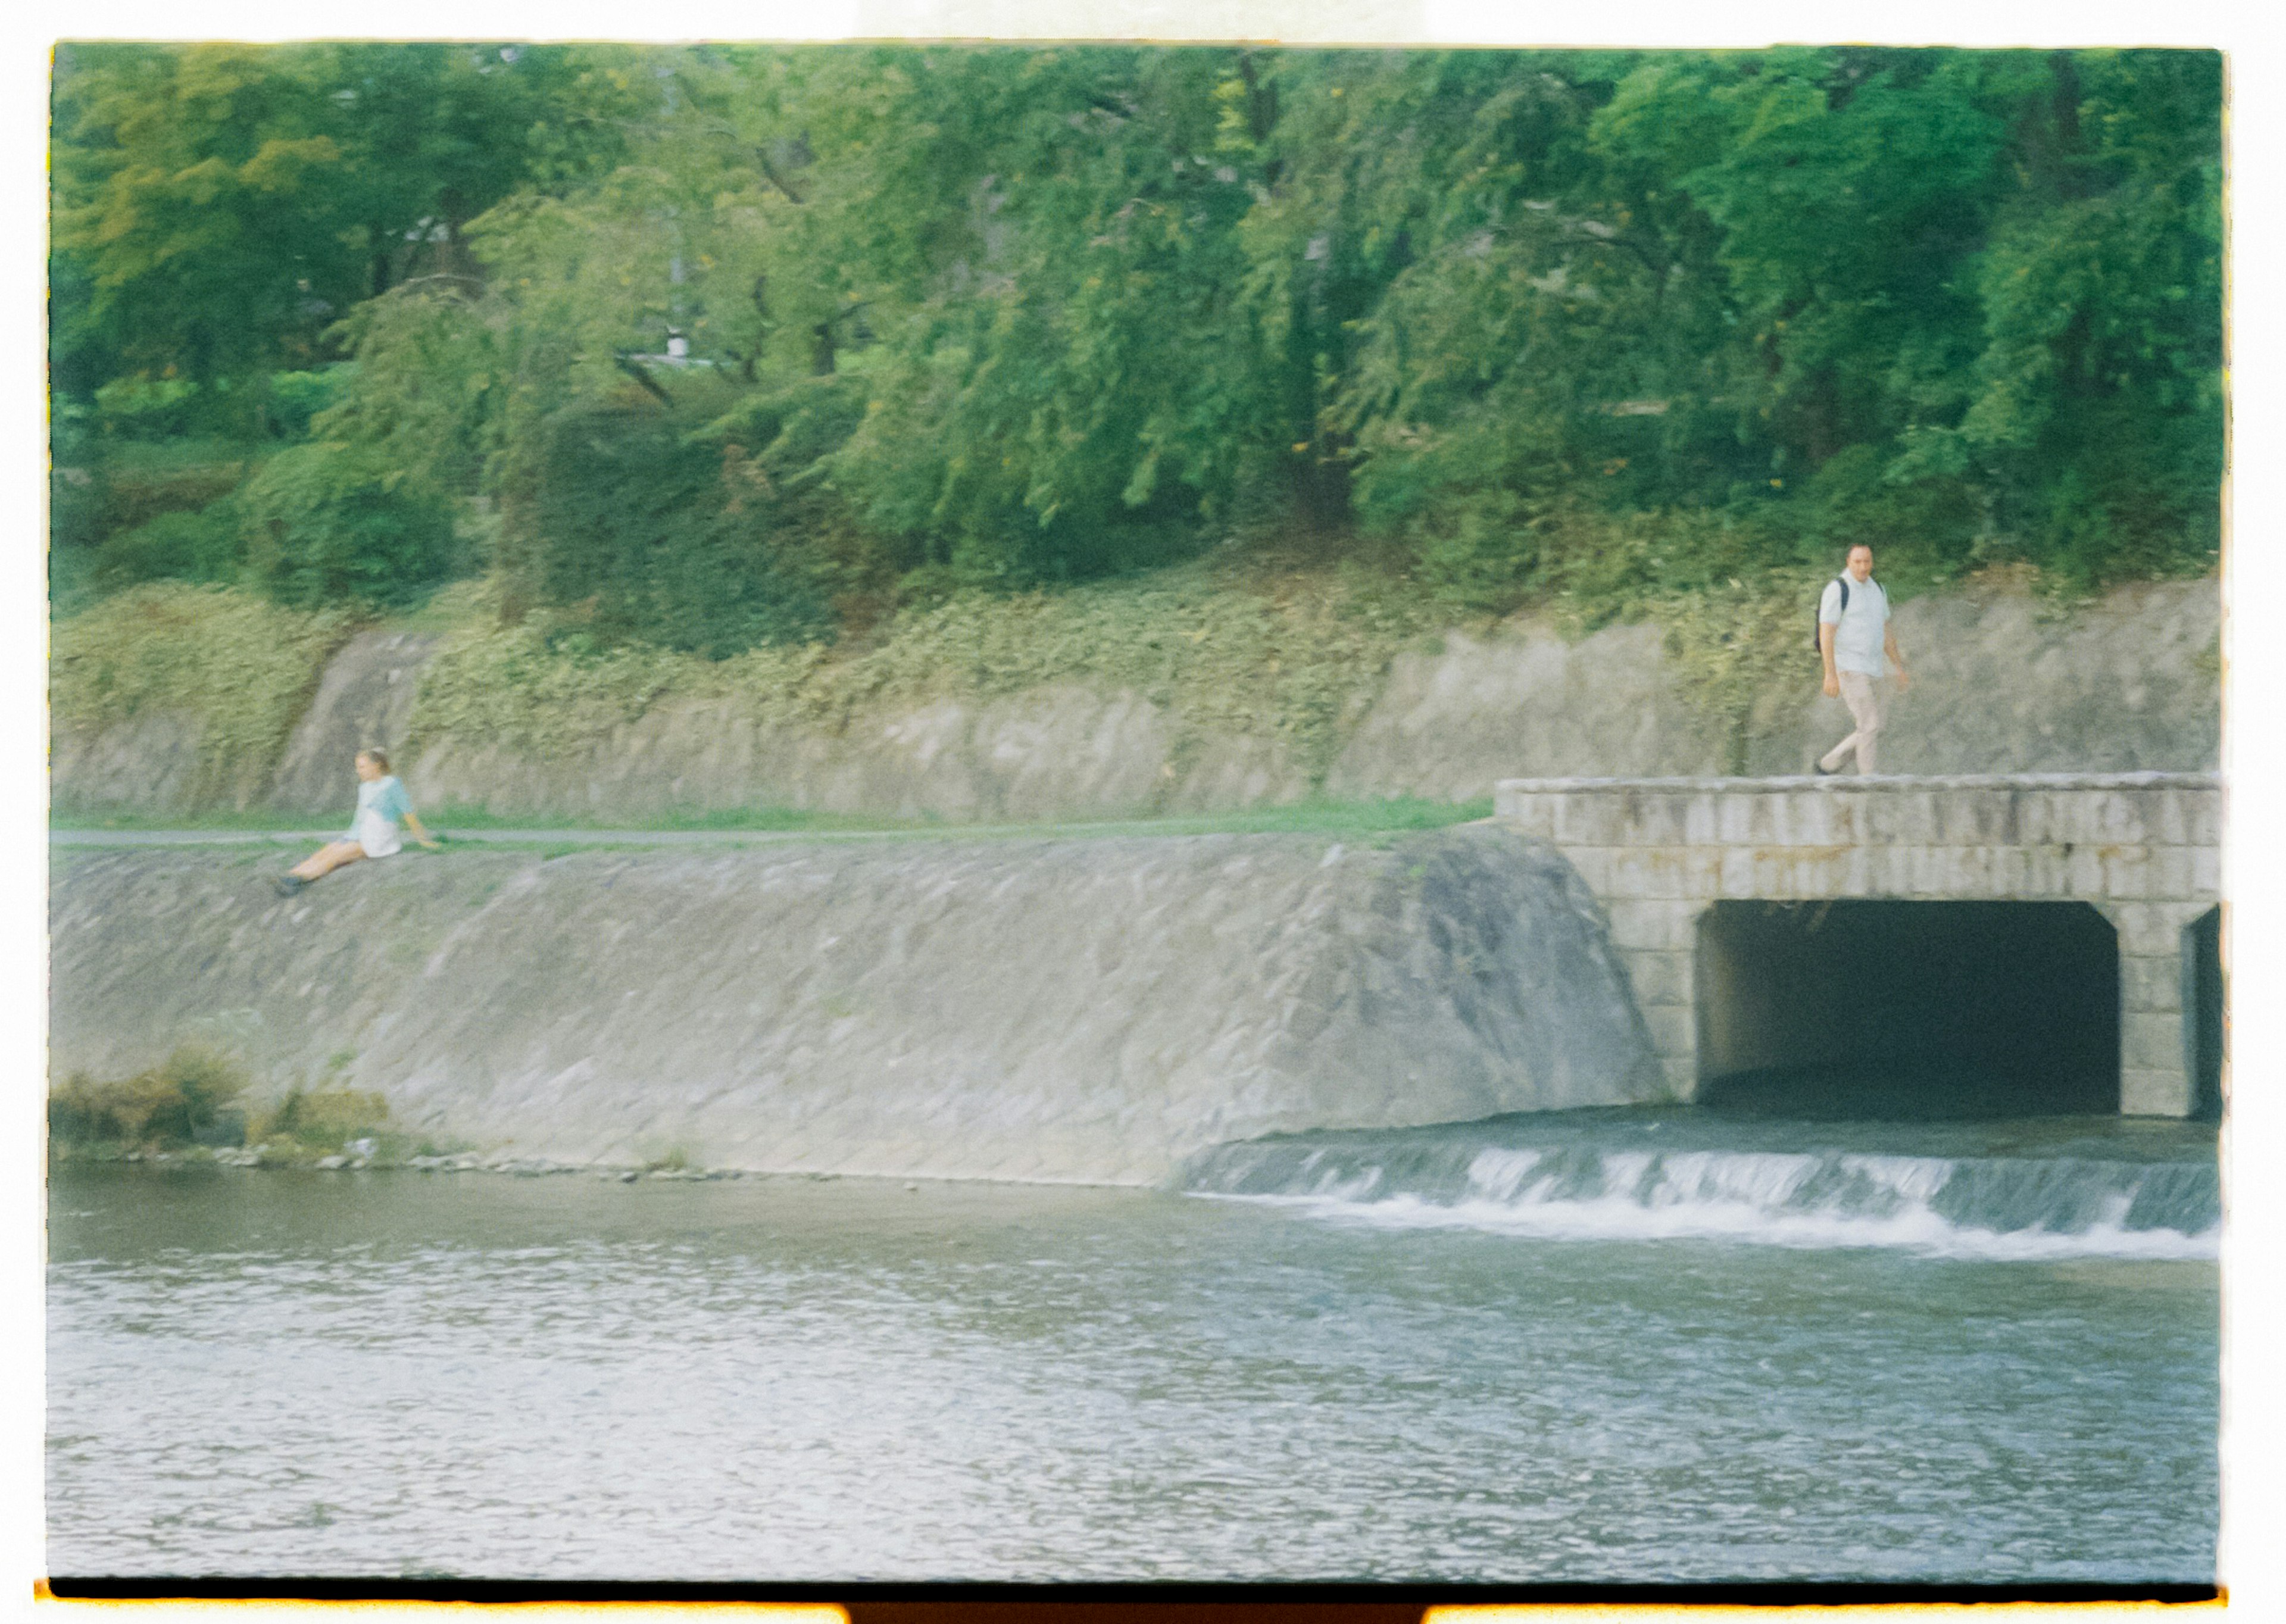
[354,811,403,858]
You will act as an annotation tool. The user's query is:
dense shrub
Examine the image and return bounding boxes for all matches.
[502,394,836,657]
[241,441,458,608]
[92,496,244,588]
[93,376,207,441]
[264,366,352,439]
[51,1044,248,1147]
[249,1086,391,1153]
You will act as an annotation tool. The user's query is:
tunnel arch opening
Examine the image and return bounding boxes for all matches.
[1694,900,2120,1118]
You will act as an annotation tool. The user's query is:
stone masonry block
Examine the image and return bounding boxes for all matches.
[1562,845,1613,892]
[1937,789,2016,845]
[2148,845,2194,901]
[1778,791,1834,847]
[1611,792,1686,846]
[1879,845,1938,897]
[1639,1004,1696,1060]
[2121,1067,2193,1119]
[2020,846,2077,897]
[1622,794,1691,847]
[1551,795,1625,846]
[2192,845,2220,899]
[1611,846,1726,900]
[1496,796,1559,838]
[1620,949,1694,1008]
[2122,1011,2187,1072]
[2150,790,2192,848]
[2100,847,2155,901]
[2007,791,2057,848]
[2120,954,2185,1014]
[1606,899,1700,952]
[1682,793,1723,847]
[1767,847,1863,899]
[1898,791,1950,845]
[1904,846,1974,894]
[2104,901,2213,957]
[2190,790,2222,848]
[1825,792,1872,847]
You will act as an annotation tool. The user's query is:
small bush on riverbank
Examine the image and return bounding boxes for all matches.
[50,1044,248,1153]
[48,1047,408,1167]
[249,1087,393,1158]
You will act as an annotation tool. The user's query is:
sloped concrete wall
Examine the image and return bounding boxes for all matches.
[267,630,437,811]
[402,685,1315,825]
[49,827,1666,1183]
[52,577,2219,821]
[1328,578,2219,798]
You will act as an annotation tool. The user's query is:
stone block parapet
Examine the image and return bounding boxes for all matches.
[1494,773,2223,1116]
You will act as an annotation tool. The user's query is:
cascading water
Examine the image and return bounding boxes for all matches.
[1177,1108,2220,1261]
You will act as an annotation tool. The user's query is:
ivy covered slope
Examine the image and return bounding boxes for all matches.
[52,45,2221,781]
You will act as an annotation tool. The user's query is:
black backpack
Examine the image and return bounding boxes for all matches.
[1812,575,1853,656]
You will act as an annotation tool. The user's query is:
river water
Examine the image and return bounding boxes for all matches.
[46,1108,2219,1585]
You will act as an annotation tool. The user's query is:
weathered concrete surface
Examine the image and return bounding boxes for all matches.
[412,577,2218,817]
[1495,773,2223,1115]
[48,710,211,812]
[1329,578,2220,798]
[49,828,1665,1183]
[268,630,437,811]
[50,576,2219,820]
[1754,578,2220,777]
[404,684,1314,824]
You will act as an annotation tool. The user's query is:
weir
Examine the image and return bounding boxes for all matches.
[1494,773,2224,1117]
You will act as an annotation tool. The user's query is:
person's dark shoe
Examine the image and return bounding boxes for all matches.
[1813,761,1838,776]
[274,875,307,898]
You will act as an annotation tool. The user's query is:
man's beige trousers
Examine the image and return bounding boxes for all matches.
[1820,670,1888,774]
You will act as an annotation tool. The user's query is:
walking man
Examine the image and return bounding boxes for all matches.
[1816,544,1910,775]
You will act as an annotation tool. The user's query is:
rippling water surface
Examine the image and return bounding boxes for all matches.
[48,1109,2219,1584]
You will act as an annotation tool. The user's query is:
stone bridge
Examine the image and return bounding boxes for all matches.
[1495,773,2225,1118]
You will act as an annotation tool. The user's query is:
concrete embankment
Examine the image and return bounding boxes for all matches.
[52,577,2219,820]
[49,827,1664,1183]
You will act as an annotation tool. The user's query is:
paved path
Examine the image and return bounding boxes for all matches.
[49,819,1354,848]
[51,826,917,847]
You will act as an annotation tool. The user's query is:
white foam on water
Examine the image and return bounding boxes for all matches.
[1201,1148,2220,1262]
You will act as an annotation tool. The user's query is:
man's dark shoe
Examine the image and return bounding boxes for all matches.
[274,874,306,898]
[1813,761,1837,776]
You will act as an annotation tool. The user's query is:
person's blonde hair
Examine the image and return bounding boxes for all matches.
[358,747,391,773]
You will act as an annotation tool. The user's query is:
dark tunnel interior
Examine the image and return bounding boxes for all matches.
[1694,900,2121,1118]
[2187,905,2223,1122]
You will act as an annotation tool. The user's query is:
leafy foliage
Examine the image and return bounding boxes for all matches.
[93,496,245,589]
[51,1044,249,1148]
[52,43,2221,648]
[240,442,458,607]
[501,388,839,655]
[51,583,353,804]
[408,556,1439,778]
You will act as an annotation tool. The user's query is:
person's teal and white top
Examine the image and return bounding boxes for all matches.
[348,774,415,858]
[1819,574,1891,677]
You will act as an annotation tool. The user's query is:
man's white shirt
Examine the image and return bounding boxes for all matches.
[1820,576,1890,676]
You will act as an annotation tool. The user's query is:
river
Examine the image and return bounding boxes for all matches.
[46,1107,2218,1585]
